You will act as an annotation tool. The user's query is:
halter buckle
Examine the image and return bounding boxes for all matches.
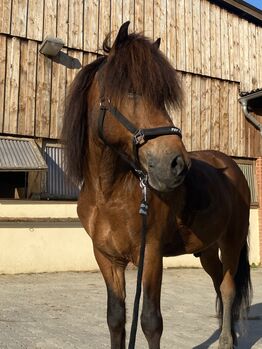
[134,130,145,145]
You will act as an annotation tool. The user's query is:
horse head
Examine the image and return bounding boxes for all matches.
[95,21,191,192]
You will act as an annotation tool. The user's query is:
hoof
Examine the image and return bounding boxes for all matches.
[218,334,234,349]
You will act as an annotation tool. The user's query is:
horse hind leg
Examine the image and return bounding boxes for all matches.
[199,245,223,304]
[218,242,252,349]
[94,247,127,349]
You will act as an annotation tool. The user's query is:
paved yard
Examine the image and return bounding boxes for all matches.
[0,268,261,348]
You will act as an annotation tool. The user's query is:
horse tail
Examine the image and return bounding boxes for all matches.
[61,56,106,184]
[232,242,252,321]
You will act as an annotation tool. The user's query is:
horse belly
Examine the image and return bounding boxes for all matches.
[163,225,207,256]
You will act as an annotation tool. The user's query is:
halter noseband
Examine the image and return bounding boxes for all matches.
[98,98,182,181]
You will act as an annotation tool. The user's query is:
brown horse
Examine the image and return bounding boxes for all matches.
[62,22,252,349]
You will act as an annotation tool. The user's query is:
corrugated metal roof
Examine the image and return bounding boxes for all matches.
[0,137,47,171]
[43,145,79,199]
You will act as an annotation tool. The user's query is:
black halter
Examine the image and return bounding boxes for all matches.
[98,99,182,181]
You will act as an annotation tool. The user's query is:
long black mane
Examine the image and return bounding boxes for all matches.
[102,33,182,110]
[61,30,182,183]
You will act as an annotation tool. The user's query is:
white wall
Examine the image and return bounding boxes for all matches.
[0,201,260,274]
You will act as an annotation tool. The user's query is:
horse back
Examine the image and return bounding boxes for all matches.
[188,150,250,208]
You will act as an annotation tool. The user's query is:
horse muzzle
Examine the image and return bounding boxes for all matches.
[146,152,191,192]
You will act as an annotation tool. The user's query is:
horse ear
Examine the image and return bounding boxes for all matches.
[114,21,130,49]
[153,38,161,49]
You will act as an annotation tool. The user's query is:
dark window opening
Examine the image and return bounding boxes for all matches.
[0,172,28,199]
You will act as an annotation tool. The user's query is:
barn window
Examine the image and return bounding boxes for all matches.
[41,143,79,200]
[0,137,47,199]
[234,158,258,207]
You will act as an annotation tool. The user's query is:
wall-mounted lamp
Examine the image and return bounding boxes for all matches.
[39,36,64,57]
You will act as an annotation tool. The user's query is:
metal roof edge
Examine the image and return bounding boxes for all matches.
[209,0,262,26]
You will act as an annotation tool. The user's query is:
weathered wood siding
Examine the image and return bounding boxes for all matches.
[0,0,261,157]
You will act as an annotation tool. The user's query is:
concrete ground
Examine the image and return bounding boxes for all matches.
[0,268,261,349]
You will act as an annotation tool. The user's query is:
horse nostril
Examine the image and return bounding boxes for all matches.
[171,155,186,176]
[171,156,178,170]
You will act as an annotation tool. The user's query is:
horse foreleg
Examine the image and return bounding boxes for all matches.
[141,247,163,349]
[94,247,127,349]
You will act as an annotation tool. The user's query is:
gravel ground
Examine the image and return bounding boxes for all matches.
[0,268,261,348]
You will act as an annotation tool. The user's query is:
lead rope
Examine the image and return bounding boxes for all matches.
[128,173,149,349]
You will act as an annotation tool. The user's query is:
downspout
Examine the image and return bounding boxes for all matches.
[239,99,262,136]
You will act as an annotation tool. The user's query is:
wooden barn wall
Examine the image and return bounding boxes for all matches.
[0,0,261,157]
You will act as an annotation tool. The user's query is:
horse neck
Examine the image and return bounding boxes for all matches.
[86,134,137,199]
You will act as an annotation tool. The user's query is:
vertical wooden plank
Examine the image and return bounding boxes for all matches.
[169,71,182,130]
[66,50,83,96]
[4,37,20,134]
[200,77,211,150]
[220,8,229,80]
[18,40,37,136]
[219,81,229,154]
[210,3,221,78]
[27,0,44,41]
[134,0,144,32]
[0,0,12,33]
[57,0,69,46]
[181,73,192,151]
[144,0,153,38]
[191,75,201,151]
[256,26,262,87]
[0,35,7,132]
[83,0,99,52]
[35,47,52,138]
[154,0,166,54]
[184,0,193,73]
[166,0,176,67]
[232,14,240,82]
[44,0,57,38]
[239,19,250,91]
[68,0,83,49]
[200,0,210,76]
[249,23,257,89]
[176,0,186,71]
[210,79,220,150]
[98,0,111,52]
[228,83,238,156]
[50,57,66,139]
[237,88,246,157]
[192,0,201,74]
[228,12,235,81]
[122,0,135,33]
[111,0,123,34]
[11,0,28,37]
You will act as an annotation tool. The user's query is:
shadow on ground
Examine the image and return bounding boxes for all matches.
[193,303,262,349]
